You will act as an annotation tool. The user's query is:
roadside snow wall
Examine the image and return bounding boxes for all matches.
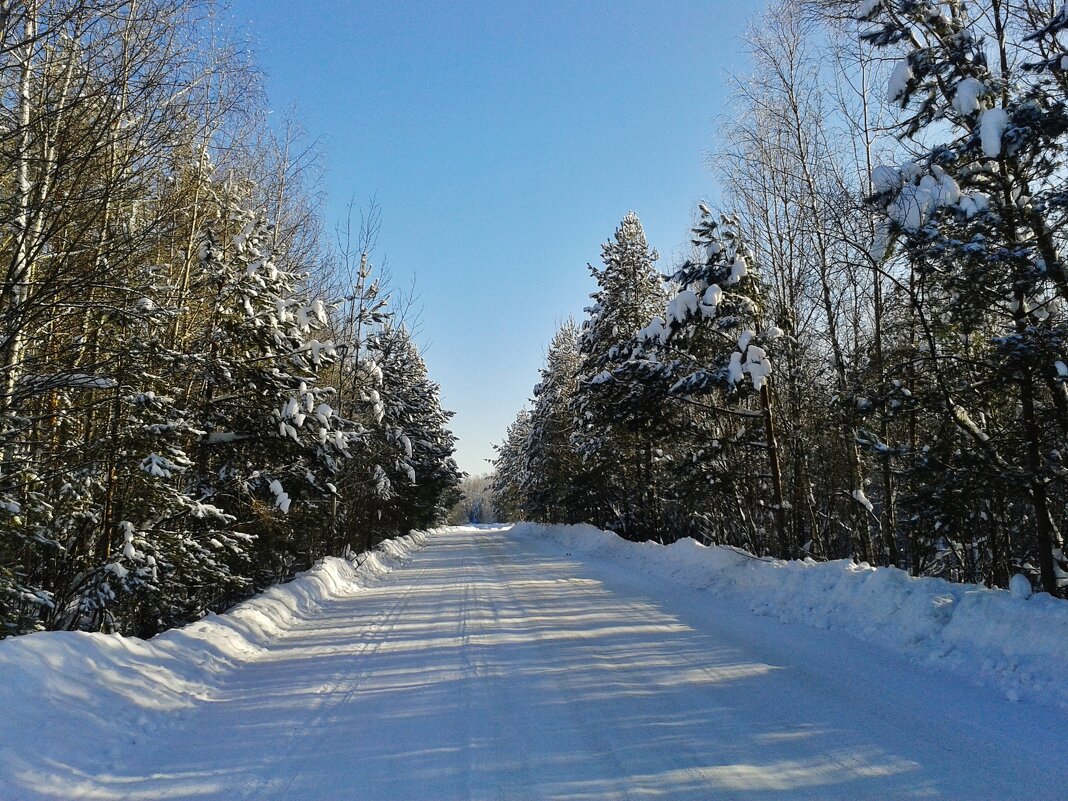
[0,530,430,779]
[512,522,1068,710]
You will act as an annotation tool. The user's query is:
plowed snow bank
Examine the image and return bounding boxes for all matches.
[514,522,1068,709]
[0,530,429,778]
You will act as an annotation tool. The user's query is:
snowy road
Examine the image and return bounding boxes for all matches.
[13,525,1065,800]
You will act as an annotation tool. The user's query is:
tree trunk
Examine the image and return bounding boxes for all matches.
[761,382,788,558]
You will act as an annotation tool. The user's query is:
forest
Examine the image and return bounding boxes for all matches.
[0,0,461,637]
[494,0,1068,597]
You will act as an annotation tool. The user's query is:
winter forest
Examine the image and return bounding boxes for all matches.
[493,0,1068,598]
[3,1,1068,798]
[0,0,461,638]
[3,0,1068,638]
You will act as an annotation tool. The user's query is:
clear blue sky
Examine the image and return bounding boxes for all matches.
[226,0,755,475]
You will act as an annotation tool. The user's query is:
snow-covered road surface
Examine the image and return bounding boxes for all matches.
[5,524,1065,800]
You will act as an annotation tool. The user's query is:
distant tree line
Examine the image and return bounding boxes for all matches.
[0,0,460,637]
[447,474,497,525]
[495,0,1068,597]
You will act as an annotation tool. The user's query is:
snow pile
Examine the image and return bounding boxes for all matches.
[887,57,913,105]
[979,107,1009,158]
[884,166,961,231]
[513,522,1068,709]
[0,530,431,779]
[952,76,986,116]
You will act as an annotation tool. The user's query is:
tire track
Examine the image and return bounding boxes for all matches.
[234,559,433,800]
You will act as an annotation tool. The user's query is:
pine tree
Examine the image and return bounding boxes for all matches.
[860,0,1068,594]
[492,409,534,521]
[522,320,585,523]
[649,209,789,556]
[572,212,669,538]
[364,323,461,540]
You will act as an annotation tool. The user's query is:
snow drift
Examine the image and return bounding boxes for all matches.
[513,522,1068,710]
[0,530,430,784]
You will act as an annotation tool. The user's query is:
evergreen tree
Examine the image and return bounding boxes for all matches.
[492,409,533,521]
[522,320,585,523]
[649,209,789,556]
[860,0,1068,594]
[364,323,461,540]
[572,212,669,538]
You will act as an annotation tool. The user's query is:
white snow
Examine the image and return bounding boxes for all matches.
[725,332,773,390]
[870,164,902,194]
[857,0,881,17]
[959,191,989,218]
[19,372,118,391]
[637,316,667,343]
[268,479,291,514]
[886,170,961,231]
[372,463,391,495]
[887,58,913,105]
[0,526,1065,800]
[727,350,745,384]
[745,344,771,391]
[120,521,138,560]
[590,369,613,385]
[852,488,875,514]
[952,77,985,116]
[700,283,722,311]
[665,289,699,327]
[1009,573,1033,600]
[727,254,748,285]
[524,523,1068,711]
[140,453,178,479]
[0,531,429,800]
[979,107,1009,158]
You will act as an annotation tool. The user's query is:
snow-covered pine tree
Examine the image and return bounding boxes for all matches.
[572,212,670,539]
[521,319,586,523]
[648,208,790,556]
[360,323,461,542]
[859,0,1068,594]
[492,409,534,521]
[184,205,345,599]
[58,263,240,636]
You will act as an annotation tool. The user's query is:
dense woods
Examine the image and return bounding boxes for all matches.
[0,0,460,637]
[495,0,1068,596]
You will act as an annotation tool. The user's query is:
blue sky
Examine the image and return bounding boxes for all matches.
[227,0,755,475]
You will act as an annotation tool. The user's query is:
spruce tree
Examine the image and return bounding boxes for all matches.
[492,410,534,521]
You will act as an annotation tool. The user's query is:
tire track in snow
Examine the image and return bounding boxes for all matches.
[485,536,642,801]
[43,526,1067,801]
[233,557,434,800]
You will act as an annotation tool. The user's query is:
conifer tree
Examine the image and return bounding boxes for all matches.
[860,0,1068,594]
[522,320,585,523]
[644,209,788,555]
[492,410,533,521]
[572,212,669,538]
[364,323,461,540]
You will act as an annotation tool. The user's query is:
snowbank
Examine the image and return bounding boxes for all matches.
[0,530,431,779]
[513,522,1068,709]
